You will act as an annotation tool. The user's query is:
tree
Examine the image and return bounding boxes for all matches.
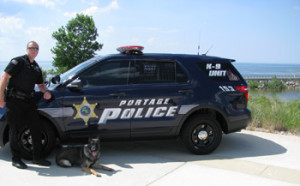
[51,14,103,74]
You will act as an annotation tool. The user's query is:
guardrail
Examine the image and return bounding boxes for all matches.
[243,75,300,80]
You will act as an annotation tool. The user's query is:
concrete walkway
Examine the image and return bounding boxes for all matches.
[0,130,299,185]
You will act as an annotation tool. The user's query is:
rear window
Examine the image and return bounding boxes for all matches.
[196,62,241,82]
[132,60,189,84]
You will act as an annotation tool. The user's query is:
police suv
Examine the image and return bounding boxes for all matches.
[0,46,251,159]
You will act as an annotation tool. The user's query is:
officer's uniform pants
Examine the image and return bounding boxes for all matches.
[5,98,42,161]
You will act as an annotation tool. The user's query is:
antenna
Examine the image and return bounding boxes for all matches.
[203,45,213,56]
[197,31,201,55]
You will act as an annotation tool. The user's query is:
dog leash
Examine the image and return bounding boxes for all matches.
[61,144,85,148]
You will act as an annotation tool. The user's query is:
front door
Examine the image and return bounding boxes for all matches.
[62,60,133,139]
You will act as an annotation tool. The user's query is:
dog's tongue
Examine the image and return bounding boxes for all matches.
[92,152,97,156]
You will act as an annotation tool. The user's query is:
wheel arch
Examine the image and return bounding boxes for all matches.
[178,105,229,136]
[0,113,61,146]
[38,111,65,142]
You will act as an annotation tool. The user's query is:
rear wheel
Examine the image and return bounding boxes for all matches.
[16,119,56,160]
[182,115,222,154]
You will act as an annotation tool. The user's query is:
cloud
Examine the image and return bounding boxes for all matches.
[64,0,120,17]
[82,6,100,15]
[7,0,56,8]
[101,26,115,36]
[81,0,99,6]
[147,37,157,45]
[134,27,179,34]
[105,26,115,33]
[0,23,53,61]
[99,0,119,13]
[25,26,50,35]
[0,15,25,33]
[134,27,160,31]
[163,29,179,34]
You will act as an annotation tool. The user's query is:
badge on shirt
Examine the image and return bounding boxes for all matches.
[11,59,18,65]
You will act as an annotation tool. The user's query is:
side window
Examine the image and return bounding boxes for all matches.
[80,60,130,87]
[196,62,241,82]
[176,64,189,83]
[132,60,188,84]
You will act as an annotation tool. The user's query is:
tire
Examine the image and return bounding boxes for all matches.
[181,115,222,155]
[16,119,56,160]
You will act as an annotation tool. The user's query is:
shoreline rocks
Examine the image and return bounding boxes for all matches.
[245,78,300,89]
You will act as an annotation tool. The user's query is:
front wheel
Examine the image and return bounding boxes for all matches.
[16,119,56,160]
[181,115,222,154]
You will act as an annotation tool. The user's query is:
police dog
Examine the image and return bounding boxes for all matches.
[56,137,114,177]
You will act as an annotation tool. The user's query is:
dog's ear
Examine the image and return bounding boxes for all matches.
[92,135,101,142]
[88,136,100,143]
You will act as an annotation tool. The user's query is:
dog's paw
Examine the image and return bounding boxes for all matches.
[107,168,115,172]
[58,159,72,167]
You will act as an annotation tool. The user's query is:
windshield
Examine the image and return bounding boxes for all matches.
[59,57,102,83]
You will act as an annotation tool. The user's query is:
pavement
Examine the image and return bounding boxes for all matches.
[0,130,300,186]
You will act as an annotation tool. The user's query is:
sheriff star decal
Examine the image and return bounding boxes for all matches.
[73,97,98,125]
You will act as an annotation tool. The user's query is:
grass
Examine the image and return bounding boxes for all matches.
[247,93,300,135]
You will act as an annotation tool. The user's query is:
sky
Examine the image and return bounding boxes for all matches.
[0,0,300,64]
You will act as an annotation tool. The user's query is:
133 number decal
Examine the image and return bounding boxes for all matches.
[219,86,235,92]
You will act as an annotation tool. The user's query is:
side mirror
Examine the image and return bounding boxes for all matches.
[67,79,83,91]
[51,75,61,84]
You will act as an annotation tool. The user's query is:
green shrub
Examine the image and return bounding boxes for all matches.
[248,80,261,89]
[264,76,286,89]
[248,94,300,134]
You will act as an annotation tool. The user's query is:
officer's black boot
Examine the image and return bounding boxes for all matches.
[12,157,27,169]
[32,159,51,166]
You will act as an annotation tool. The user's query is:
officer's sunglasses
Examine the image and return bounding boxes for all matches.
[27,47,39,51]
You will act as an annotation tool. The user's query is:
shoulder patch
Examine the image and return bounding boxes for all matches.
[11,59,19,65]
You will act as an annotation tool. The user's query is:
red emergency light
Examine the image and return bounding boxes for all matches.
[117,46,144,54]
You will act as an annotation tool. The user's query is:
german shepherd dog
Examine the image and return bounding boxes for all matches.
[56,137,114,177]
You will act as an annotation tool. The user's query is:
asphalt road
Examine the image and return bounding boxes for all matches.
[0,130,299,186]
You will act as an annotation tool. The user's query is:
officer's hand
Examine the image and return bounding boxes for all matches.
[43,91,52,100]
[0,100,5,108]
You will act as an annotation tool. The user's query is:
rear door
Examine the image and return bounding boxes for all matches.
[127,59,192,138]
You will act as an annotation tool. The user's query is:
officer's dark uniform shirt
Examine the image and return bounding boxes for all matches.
[4,55,43,94]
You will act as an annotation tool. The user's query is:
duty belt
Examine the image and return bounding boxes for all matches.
[6,89,35,100]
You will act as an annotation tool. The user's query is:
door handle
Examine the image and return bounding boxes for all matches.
[109,92,126,97]
[178,89,193,94]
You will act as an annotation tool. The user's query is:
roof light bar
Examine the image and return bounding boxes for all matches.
[117,46,144,55]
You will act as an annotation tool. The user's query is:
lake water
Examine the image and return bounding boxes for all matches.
[233,63,300,79]
[233,62,300,101]
[0,61,53,71]
[1,61,299,101]
[250,89,300,102]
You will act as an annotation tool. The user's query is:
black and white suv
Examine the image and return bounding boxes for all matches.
[0,46,251,159]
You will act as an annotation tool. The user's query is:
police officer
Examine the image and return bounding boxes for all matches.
[0,41,52,169]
